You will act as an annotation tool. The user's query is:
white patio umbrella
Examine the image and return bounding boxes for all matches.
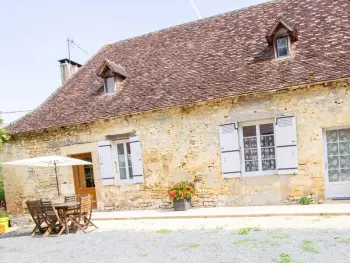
[2,155,92,196]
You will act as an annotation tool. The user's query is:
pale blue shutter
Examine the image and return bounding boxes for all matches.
[97,140,115,185]
[275,116,298,175]
[129,136,144,181]
[219,122,241,178]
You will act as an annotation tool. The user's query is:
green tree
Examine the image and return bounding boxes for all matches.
[0,117,9,201]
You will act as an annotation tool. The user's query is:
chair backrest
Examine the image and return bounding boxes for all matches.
[41,200,57,218]
[80,195,92,214]
[26,200,45,225]
[65,195,76,203]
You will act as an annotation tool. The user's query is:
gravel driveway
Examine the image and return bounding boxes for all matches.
[1,217,350,263]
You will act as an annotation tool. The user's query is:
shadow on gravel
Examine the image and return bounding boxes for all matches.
[0,228,32,239]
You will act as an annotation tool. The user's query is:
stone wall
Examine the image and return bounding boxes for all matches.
[1,78,350,213]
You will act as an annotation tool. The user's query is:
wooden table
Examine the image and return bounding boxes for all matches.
[54,202,80,234]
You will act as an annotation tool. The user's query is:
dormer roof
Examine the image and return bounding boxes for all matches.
[266,17,298,45]
[97,59,127,78]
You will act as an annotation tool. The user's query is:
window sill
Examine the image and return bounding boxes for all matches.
[242,171,278,177]
[116,178,144,185]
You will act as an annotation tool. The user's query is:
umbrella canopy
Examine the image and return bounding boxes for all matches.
[2,155,92,167]
[2,155,93,196]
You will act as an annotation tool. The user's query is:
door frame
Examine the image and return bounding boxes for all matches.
[71,152,97,207]
[322,125,350,199]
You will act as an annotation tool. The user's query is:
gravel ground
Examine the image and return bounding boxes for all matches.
[2,217,350,263]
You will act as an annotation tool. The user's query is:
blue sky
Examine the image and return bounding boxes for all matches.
[0,0,269,125]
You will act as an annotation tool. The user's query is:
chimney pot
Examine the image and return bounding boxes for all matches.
[58,58,82,84]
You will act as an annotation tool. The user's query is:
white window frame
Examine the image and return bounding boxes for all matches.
[112,139,136,185]
[274,36,291,60]
[104,77,115,94]
[239,119,277,177]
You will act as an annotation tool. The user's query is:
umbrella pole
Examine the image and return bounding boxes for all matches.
[54,162,60,197]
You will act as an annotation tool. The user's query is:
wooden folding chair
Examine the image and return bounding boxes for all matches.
[41,200,65,237]
[26,200,48,237]
[64,195,79,215]
[68,195,98,233]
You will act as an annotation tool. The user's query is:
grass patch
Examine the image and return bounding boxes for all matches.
[177,243,200,248]
[264,240,278,246]
[271,233,290,239]
[216,225,225,231]
[301,240,319,253]
[237,227,261,235]
[339,238,350,244]
[233,239,258,248]
[156,229,172,234]
[278,253,292,263]
[139,252,148,257]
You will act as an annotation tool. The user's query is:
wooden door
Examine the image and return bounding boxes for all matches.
[72,153,97,208]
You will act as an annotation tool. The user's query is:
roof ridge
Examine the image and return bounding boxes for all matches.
[5,45,111,131]
[108,0,282,47]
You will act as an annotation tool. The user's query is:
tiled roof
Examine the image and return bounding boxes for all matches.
[7,0,350,134]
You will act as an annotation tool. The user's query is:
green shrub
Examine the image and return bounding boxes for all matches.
[299,197,312,205]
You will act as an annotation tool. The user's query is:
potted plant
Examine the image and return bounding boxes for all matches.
[0,210,9,234]
[168,181,195,211]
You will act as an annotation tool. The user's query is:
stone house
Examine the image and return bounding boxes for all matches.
[2,0,350,213]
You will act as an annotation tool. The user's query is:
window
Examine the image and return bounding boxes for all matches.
[240,121,277,176]
[105,77,115,94]
[275,37,290,59]
[115,142,133,181]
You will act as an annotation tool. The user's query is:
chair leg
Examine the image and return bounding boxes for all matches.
[31,226,39,237]
[43,226,51,237]
[70,217,87,234]
[56,226,66,236]
[84,215,98,229]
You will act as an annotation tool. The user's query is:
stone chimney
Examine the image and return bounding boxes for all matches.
[58,58,82,84]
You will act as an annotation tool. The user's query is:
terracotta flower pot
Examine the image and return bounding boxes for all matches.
[173,199,191,211]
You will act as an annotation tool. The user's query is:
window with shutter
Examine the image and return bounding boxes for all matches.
[97,141,115,185]
[239,120,277,176]
[113,137,144,184]
[219,122,241,178]
[275,116,298,174]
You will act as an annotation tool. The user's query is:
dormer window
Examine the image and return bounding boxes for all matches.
[266,17,297,60]
[97,59,127,95]
[275,36,290,59]
[105,77,115,94]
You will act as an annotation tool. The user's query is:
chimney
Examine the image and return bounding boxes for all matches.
[58,58,82,84]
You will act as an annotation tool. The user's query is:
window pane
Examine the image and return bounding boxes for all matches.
[117,143,124,155]
[326,130,338,143]
[126,142,131,154]
[118,155,126,168]
[106,77,114,93]
[329,170,340,182]
[277,38,287,47]
[327,143,339,156]
[262,160,276,171]
[260,124,274,136]
[245,161,259,172]
[119,167,127,179]
[341,169,350,181]
[261,147,275,159]
[340,156,350,169]
[129,167,133,179]
[244,149,258,160]
[243,126,256,137]
[339,129,350,141]
[328,156,340,169]
[278,47,288,57]
[339,142,350,155]
[244,137,257,149]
